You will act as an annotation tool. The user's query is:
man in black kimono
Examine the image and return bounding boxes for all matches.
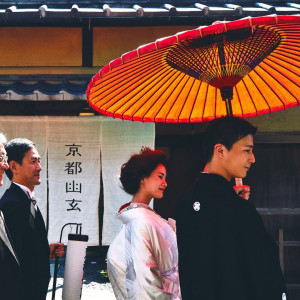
[177,116,287,300]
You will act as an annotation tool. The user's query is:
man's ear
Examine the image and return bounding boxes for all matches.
[9,160,18,175]
[214,144,225,159]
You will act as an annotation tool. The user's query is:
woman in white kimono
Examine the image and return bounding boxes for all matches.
[107,148,181,300]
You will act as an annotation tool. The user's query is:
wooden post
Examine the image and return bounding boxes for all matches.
[279,228,284,273]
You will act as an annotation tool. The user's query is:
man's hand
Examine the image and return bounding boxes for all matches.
[49,243,65,259]
[233,185,250,200]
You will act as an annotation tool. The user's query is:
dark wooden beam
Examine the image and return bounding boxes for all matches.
[257,208,300,215]
[255,132,300,144]
[82,20,93,67]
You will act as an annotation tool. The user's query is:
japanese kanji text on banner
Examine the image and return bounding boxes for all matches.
[48,117,101,245]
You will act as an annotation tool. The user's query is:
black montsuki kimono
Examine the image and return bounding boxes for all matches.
[177,173,287,300]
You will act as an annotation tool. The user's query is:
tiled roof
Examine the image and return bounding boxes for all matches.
[0,76,91,101]
[0,2,298,101]
[0,1,298,24]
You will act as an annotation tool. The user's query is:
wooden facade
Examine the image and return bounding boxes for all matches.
[0,26,194,74]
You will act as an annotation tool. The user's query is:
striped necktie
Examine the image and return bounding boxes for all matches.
[30,194,37,207]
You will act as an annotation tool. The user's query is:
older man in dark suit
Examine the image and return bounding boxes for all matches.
[0,138,64,300]
[177,117,287,300]
[0,132,22,300]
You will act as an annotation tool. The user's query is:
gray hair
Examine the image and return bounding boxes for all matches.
[0,132,7,145]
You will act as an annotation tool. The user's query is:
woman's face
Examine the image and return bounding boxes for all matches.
[141,164,167,199]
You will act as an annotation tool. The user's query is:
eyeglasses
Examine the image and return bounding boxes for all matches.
[0,155,8,166]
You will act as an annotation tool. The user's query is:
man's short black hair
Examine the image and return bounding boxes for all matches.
[204,116,257,163]
[5,138,37,180]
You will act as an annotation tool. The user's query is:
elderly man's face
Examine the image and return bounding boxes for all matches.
[0,143,9,187]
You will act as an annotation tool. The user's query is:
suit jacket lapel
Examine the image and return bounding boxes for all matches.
[0,211,19,265]
[30,201,47,238]
[11,183,48,242]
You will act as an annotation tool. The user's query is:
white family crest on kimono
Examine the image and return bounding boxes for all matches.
[107,202,181,300]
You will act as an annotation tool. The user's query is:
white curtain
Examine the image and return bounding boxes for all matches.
[101,118,155,245]
[47,116,101,245]
[0,116,48,219]
[0,116,155,246]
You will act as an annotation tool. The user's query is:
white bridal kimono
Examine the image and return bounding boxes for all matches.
[107,203,181,300]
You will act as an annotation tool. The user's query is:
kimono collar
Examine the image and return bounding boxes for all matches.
[116,202,156,224]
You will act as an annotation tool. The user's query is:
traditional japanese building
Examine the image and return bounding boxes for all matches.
[0,1,299,297]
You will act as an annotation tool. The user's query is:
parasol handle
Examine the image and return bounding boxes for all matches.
[220,86,233,116]
[224,98,233,116]
[235,177,243,186]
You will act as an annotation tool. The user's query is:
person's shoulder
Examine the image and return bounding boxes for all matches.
[179,173,230,207]
[125,213,162,244]
[124,206,154,223]
[180,174,207,200]
[1,184,19,198]
[0,184,26,208]
[0,186,13,204]
[132,208,168,233]
[135,208,162,225]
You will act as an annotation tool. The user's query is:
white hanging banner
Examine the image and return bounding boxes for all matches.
[0,116,155,246]
[0,116,48,220]
[101,119,155,245]
[47,116,101,245]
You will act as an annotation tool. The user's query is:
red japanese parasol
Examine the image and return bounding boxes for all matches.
[86,15,300,123]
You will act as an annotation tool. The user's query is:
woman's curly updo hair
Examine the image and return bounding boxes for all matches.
[120,147,166,195]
